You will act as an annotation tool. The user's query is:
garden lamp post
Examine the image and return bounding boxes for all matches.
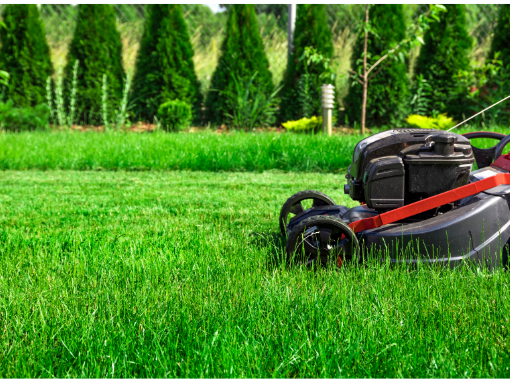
[322,84,334,136]
[287,4,296,61]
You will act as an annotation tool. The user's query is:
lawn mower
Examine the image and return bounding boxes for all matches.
[279,128,510,269]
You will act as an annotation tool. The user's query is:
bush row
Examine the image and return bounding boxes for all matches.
[1,5,510,129]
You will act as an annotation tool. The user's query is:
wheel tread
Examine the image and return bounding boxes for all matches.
[279,190,335,235]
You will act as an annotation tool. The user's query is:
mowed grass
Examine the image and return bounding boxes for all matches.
[0,170,508,377]
[0,125,509,173]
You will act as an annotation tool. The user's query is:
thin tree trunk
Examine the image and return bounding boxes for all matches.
[361,4,369,134]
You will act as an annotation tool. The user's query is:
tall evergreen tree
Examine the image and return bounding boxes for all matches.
[279,4,333,123]
[414,4,472,118]
[345,4,410,127]
[204,4,273,125]
[131,5,202,122]
[489,5,510,68]
[0,5,53,107]
[64,4,125,125]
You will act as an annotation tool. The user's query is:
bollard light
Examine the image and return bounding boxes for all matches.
[321,84,335,136]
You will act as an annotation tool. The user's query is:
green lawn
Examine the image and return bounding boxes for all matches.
[0,170,508,377]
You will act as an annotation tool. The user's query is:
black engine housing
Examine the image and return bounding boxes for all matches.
[344,129,474,211]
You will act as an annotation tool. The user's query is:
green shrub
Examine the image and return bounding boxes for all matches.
[0,100,50,131]
[282,116,322,133]
[220,72,281,129]
[344,5,410,127]
[64,5,125,125]
[131,5,202,123]
[279,5,334,123]
[489,5,510,69]
[205,5,273,126]
[462,53,510,125]
[463,6,510,125]
[414,5,472,118]
[0,5,53,107]
[157,100,192,131]
[406,113,456,130]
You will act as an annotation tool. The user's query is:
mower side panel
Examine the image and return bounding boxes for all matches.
[360,189,510,269]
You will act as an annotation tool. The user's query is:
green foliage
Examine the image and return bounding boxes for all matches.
[64,5,125,125]
[205,5,273,126]
[488,5,510,69]
[406,113,456,130]
[297,47,337,119]
[409,74,433,116]
[47,61,79,128]
[462,6,510,125]
[345,5,410,127]
[157,100,192,131]
[279,5,334,123]
[220,72,281,129]
[220,4,288,29]
[0,100,50,131]
[181,5,227,46]
[461,52,510,125]
[414,5,472,118]
[0,5,53,107]
[131,5,201,123]
[0,71,10,87]
[282,115,322,133]
[115,74,132,129]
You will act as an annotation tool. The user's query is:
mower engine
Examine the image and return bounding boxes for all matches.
[344,129,475,211]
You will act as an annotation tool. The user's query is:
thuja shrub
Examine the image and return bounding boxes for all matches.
[0,5,53,107]
[157,100,192,131]
[344,4,410,127]
[131,5,202,123]
[64,4,125,125]
[204,4,273,126]
[467,5,510,124]
[489,5,510,68]
[414,4,472,118]
[279,4,334,123]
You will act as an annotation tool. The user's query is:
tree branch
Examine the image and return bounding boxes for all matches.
[348,70,364,84]
[368,59,393,81]
[366,41,405,77]
[348,69,363,78]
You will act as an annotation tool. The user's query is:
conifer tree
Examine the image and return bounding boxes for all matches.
[414,4,472,118]
[489,5,510,67]
[344,4,410,127]
[0,4,53,107]
[131,5,202,122]
[279,4,333,123]
[64,4,125,125]
[204,4,273,125]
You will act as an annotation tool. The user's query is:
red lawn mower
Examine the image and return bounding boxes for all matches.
[279,128,510,269]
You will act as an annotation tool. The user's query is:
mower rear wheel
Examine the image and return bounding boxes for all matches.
[279,190,335,235]
[285,215,359,268]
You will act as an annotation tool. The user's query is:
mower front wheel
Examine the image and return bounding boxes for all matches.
[285,215,359,269]
[279,190,336,235]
